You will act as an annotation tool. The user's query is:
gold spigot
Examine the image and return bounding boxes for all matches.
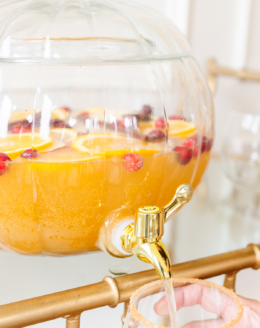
[120,184,193,279]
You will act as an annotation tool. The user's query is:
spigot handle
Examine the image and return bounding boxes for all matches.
[164,184,193,222]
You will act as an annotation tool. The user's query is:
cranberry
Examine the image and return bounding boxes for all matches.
[0,162,9,176]
[77,112,89,120]
[169,115,184,121]
[0,153,11,162]
[119,119,126,128]
[201,136,207,153]
[122,153,144,172]
[11,122,32,134]
[191,136,207,155]
[23,122,32,130]
[184,135,213,158]
[155,119,166,128]
[183,137,197,149]
[147,130,165,142]
[188,135,197,143]
[141,105,153,115]
[138,105,153,121]
[0,153,11,176]
[50,119,66,128]
[60,106,71,113]
[21,149,38,159]
[173,146,193,165]
[206,138,213,152]
[11,125,23,133]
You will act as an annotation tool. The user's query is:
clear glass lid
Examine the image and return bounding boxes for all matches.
[0,0,191,64]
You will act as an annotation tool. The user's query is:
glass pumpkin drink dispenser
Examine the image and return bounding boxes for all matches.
[0,0,214,264]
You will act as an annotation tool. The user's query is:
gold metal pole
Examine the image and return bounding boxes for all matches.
[223,271,237,292]
[121,301,130,327]
[207,58,260,93]
[0,244,259,328]
[65,314,81,328]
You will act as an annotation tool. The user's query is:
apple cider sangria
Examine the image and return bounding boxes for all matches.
[0,105,213,255]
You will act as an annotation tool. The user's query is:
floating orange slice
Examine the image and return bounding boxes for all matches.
[0,133,53,159]
[71,133,155,157]
[168,120,197,138]
[138,121,155,134]
[9,109,69,123]
[34,147,104,163]
[50,128,78,144]
[30,147,104,172]
[9,110,40,124]
[51,108,69,120]
[39,139,66,153]
[37,129,79,154]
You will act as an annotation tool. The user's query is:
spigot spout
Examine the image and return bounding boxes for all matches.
[120,206,172,279]
[120,184,193,280]
[131,238,171,279]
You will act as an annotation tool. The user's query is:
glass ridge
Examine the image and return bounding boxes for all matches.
[0,0,191,63]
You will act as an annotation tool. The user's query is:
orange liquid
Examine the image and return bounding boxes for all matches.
[0,150,210,255]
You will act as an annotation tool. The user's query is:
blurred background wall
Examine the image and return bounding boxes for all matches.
[137,0,260,153]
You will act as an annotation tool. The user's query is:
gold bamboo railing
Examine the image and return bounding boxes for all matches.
[0,243,259,328]
[207,58,260,93]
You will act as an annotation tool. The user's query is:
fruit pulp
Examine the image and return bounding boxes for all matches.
[0,147,209,255]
